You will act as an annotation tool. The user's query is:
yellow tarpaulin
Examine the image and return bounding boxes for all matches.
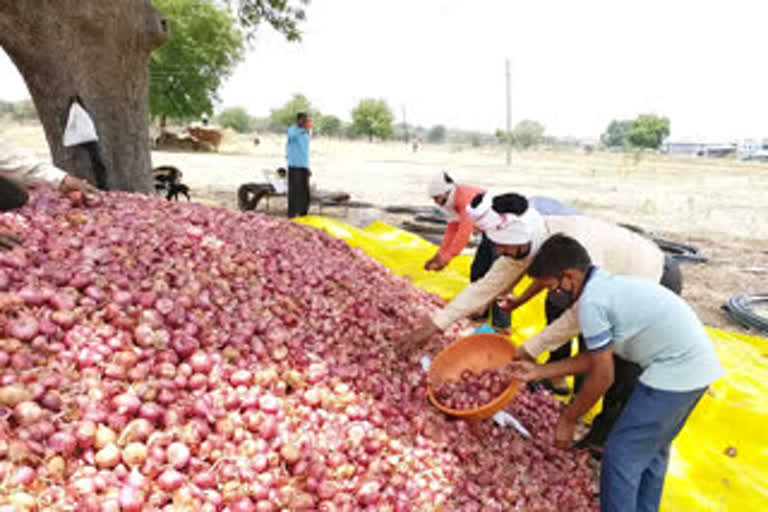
[297,216,768,512]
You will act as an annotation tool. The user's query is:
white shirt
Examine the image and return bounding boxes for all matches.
[262,169,287,194]
[0,138,67,186]
[431,215,665,357]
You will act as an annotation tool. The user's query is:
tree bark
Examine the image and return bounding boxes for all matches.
[0,1,169,192]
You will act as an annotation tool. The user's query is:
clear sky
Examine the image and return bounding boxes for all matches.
[1,0,766,140]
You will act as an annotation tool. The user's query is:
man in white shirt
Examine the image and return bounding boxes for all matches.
[0,138,96,249]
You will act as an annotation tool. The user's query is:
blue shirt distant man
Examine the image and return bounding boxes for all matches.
[285,112,311,217]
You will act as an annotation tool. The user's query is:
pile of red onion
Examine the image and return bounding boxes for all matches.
[0,187,597,511]
[433,366,515,410]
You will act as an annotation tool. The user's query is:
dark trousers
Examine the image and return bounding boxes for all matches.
[547,255,683,447]
[82,141,108,190]
[470,234,511,329]
[287,167,310,218]
[601,383,705,512]
[0,176,29,211]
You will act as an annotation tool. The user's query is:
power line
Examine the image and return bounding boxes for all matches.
[505,58,512,166]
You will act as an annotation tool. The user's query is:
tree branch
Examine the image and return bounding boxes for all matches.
[0,1,33,56]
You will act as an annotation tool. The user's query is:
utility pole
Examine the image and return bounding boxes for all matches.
[402,105,409,143]
[505,59,512,166]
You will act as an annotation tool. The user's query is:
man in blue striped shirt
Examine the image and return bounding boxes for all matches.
[510,234,723,512]
[285,112,311,217]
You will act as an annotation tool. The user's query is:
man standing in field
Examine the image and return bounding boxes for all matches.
[285,112,311,217]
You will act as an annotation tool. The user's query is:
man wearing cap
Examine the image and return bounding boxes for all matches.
[0,138,97,250]
[425,172,509,330]
[399,192,682,453]
[286,112,312,218]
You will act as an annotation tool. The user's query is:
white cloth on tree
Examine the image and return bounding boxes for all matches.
[63,102,99,147]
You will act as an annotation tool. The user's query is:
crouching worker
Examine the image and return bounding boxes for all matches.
[424,172,509,330]
[509,234,723,512]
[400,191,684,456]
[0,138,97,249]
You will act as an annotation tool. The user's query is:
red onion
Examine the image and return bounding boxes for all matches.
[259,395,279,413]
[95,443,120,468]
[39,390,62,412]
[18,286,45,305]
[9,465,36,487]
[75,420,97,447]
[7,316,40,341]
[433,366,514,410]
[230,369,252,387]
[94,425,117,449]
[48,431,77,456]
[157,468,185,492]
[73,477,96,495]
[137,402,163,424]
[166,441,191,469]
[189,350,213,373]
[0,187,598,511]
[118,485,145,512]
[113,392,141,415]
[0,384,32,407]
[121,419,153,443]
[13,401,43,425]
[192,471,216,489]
[232,497,257,512]
[318,480,338,500]
[122,442,148,467]
[280,442,301,464]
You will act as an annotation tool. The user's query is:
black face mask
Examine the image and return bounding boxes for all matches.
[548,276,575,309]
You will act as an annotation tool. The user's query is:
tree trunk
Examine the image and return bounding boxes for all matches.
[0,1,168,192]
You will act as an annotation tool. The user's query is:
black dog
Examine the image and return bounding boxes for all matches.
[166,183,190,201]
[153,165,191,201]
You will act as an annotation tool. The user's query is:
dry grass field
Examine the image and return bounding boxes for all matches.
[2,121,766,335]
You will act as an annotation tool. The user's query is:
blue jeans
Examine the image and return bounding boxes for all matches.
[600,381,706,512]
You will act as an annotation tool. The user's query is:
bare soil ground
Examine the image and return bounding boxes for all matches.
[2,122,766,337]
